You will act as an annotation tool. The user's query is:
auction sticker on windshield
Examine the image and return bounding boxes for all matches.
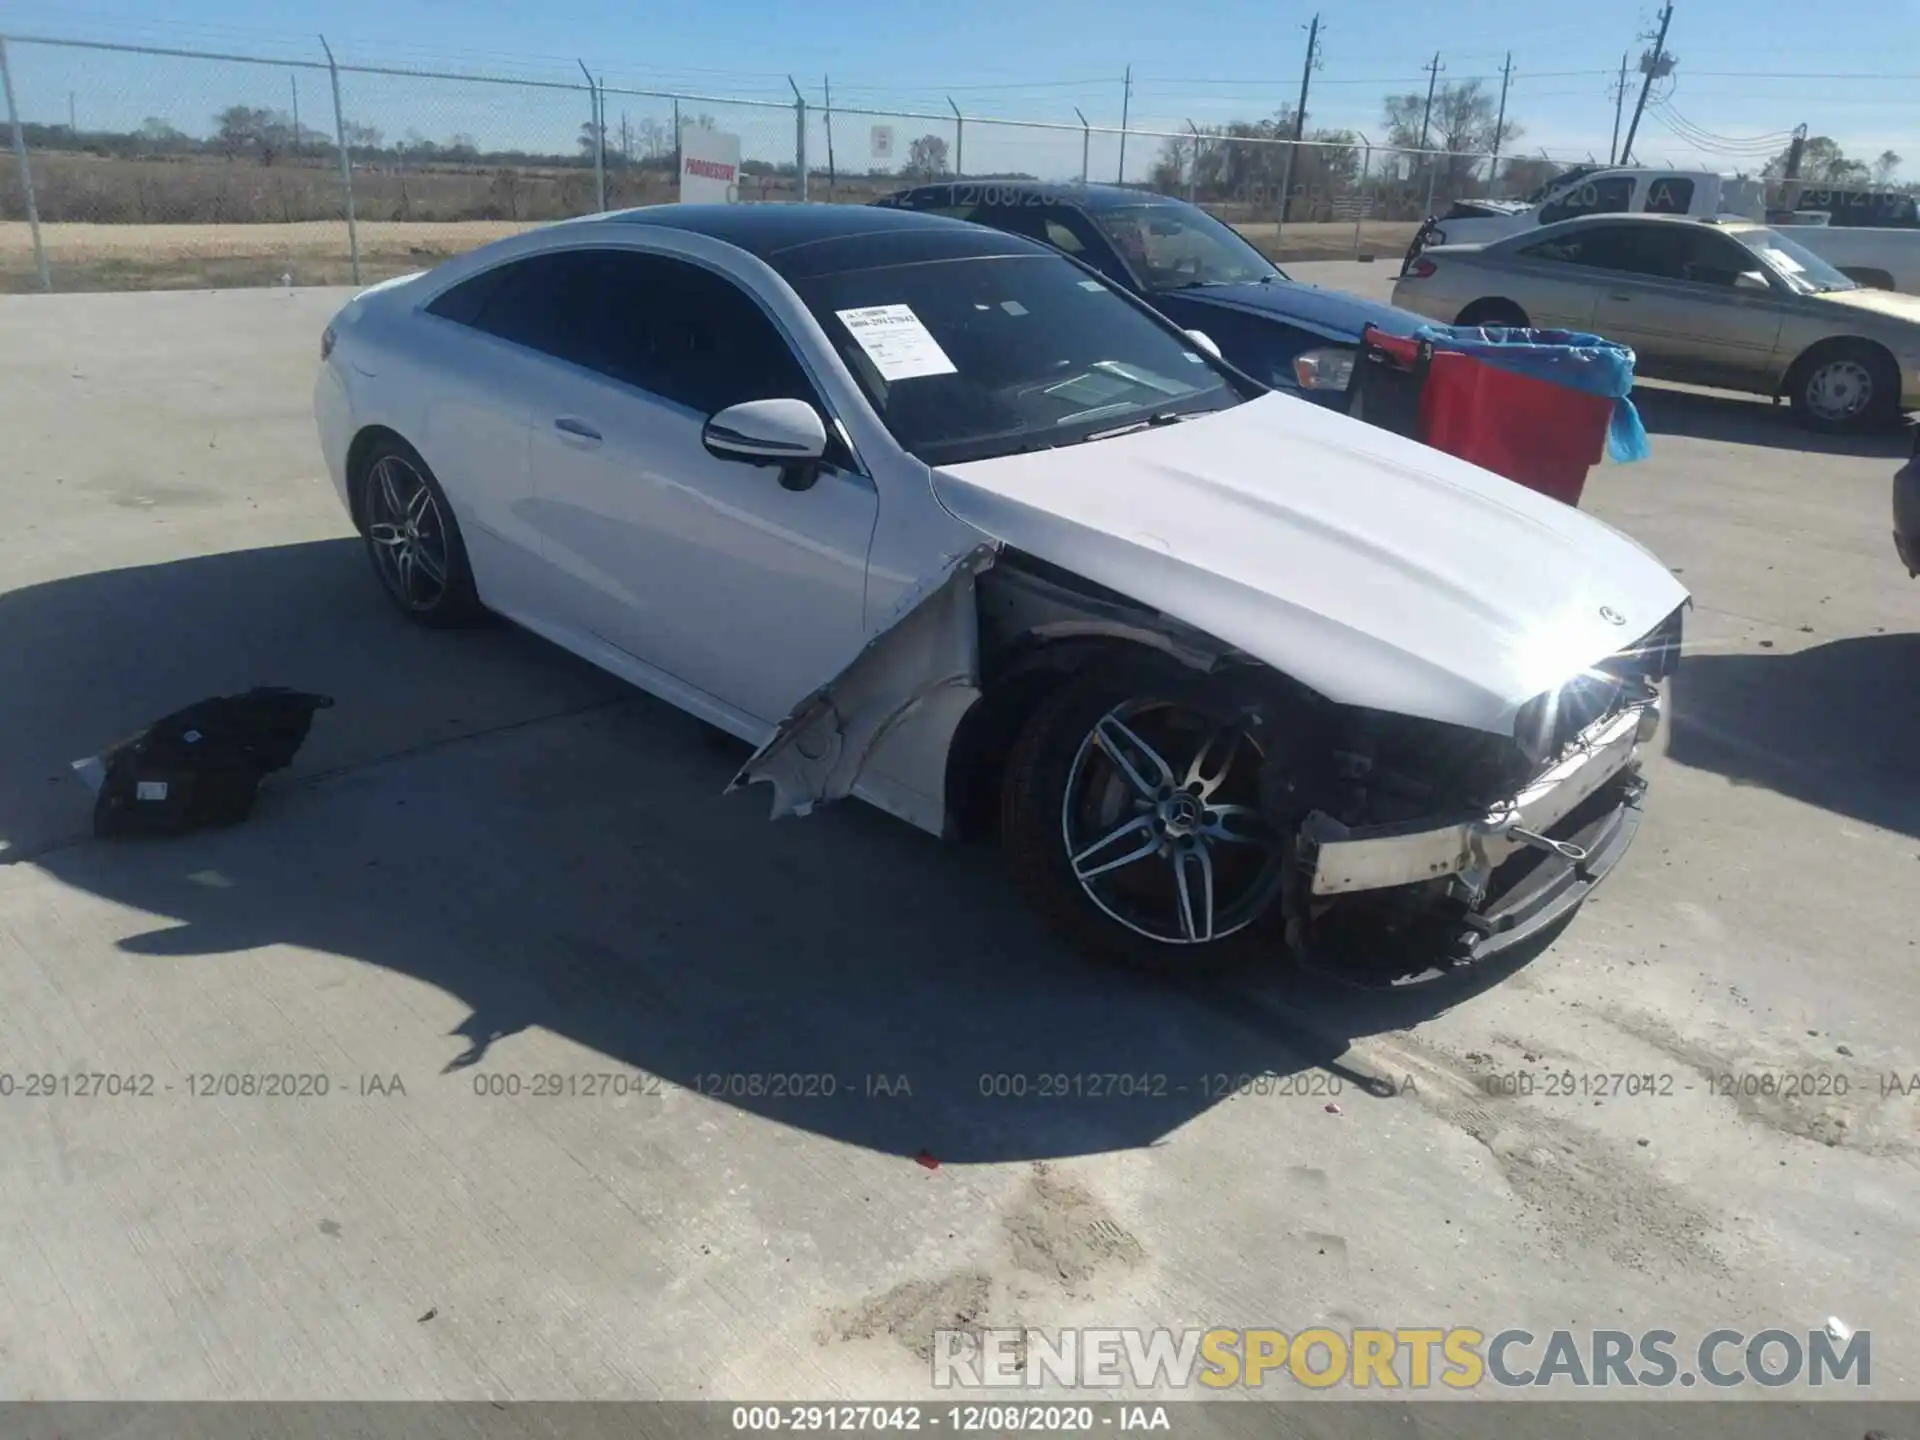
[836,304,958,381]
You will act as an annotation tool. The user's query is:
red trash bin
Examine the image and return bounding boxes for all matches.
[1356,325,1616,507]
[1419,351,1614,507]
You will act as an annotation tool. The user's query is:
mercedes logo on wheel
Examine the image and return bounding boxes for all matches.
[1599,605,1627,626]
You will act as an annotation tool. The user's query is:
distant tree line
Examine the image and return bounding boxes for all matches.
[1146,78,1549,214]
[17,107,997,186]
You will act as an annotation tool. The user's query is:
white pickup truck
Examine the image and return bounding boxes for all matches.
[1406,166,1920,294]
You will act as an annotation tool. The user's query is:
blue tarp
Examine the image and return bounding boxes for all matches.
[1412,324,1652,464]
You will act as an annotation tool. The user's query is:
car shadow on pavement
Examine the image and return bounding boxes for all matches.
[1,540,1536,1164]
[1665,631,1920,839]
[1631,383,1911,458]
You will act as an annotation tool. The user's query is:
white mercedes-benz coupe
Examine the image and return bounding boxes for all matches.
[315,203,1688,977]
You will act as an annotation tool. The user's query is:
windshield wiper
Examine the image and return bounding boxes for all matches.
[1084,409,1195,441]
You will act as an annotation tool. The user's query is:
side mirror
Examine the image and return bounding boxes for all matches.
[1184,329,1222,360]
[702,398,829,491]
[1733,270,1771,293]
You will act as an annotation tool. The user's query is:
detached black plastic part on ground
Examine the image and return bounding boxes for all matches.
[78,687,334,838]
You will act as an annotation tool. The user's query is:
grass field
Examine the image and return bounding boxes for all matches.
[1,215,1424,293]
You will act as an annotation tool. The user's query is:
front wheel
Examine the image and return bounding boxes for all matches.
[1788,341,1900,434]
[1000,660,1291,974]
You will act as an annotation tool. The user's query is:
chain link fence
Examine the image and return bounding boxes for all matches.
[1,31,1591,293]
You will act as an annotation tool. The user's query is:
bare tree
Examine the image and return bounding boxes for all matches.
[905,133,950,180]
[214,105,294,165]
[1872,149,1903,186]
[1381,79,1519,193]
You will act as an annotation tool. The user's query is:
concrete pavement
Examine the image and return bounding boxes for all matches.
[0,283,1915,1406]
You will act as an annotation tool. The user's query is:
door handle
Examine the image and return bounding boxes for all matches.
[1607,292,1634,301]
[553,416,602,445]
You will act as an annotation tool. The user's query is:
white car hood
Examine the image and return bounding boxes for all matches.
[932,393,1689,736]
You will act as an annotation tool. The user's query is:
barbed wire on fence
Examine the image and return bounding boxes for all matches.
[0,29,1601,294]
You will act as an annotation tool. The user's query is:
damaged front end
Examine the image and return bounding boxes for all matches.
[733,539,1684,976]
[1282,605,1683,975]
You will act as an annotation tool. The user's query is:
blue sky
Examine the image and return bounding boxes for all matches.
[4,0,1918,181]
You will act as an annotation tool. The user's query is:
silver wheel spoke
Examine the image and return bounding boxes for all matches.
[406,484,434,527]
[1072,814,1160,881]
[1201,804,1268,846]
[412,540,446,584]
[375,458,407,519]
[367,522,407,548]
[1183,724,1242,798]
[1093,715,1175,800]
[1173,842,1215,943]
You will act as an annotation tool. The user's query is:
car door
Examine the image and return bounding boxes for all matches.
[1589,227,1788,388]
[509,247,877,727]
[402,257,566,610]
[1496,228,1617,331]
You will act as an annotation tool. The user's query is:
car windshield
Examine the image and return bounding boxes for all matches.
[1731,228,1859,294]
[1085,203,1284,292]
[792,253,1245,467]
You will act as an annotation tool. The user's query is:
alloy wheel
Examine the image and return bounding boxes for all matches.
[1059,699,1286,946]
[365,455,451,611]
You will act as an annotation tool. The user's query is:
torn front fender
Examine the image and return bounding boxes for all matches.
[728,544,998,826]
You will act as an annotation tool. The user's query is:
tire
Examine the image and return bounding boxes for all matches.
[354,437,487,627]
[1000,657,1292,975]
[1454,298,1529,329]
[1787,340,1900,435]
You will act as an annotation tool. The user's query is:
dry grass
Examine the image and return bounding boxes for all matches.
[3,216,1428,294]
[1235,218,1423,263]
[1,219,537,292]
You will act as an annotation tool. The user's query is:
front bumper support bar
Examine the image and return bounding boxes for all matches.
[1301,702,1650,897]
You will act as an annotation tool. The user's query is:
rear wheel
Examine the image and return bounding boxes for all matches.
[1000,659,1291,974]
[355,438,486,627]
[1454,298,1529,329]
[1787,340,1900,434]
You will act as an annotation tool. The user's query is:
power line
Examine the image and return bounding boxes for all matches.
[1652,97,1792,147]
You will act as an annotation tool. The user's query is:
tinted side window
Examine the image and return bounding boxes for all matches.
[1644,176,1696,215]
[458,249,821,417]
[1675,231,1758,286]
[574,252,819,415]
[469,250,603,355]
[1521,225,1642,271]
[425,263,512,327]
[1539,175,1635,224]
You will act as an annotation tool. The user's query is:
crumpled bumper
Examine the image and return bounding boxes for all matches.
[1300,700,1654,898]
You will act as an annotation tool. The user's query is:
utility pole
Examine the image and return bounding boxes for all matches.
[68,90,76,136]
[1608,53,1628,164]
[1618,1,1675,167]
[1116,65,1132,185]
[290,73,300,153]
[1489,51,1512,182]
[1416,52,1443,151]
[1276,14,1320,228]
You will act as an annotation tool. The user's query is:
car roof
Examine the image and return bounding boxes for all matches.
[879,180,1184,213]
[607,201,1052,280]
[1529,211,1764,234]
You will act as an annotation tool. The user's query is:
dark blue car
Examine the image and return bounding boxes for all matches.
[873,181,1428,406]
